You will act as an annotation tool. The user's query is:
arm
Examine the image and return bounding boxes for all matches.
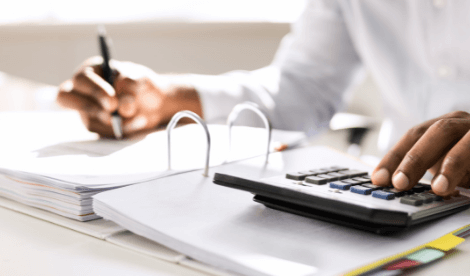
[57,1,362,138]
[188,0,364,136]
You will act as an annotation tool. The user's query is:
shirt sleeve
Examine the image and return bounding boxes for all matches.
[185,0,363,136]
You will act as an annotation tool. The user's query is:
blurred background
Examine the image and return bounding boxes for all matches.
[0,0,383,160]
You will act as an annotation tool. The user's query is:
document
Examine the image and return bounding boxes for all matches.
[0,111,306,220]
[94,146,470,276]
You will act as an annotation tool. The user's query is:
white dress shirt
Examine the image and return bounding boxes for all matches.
[186,0,470,152]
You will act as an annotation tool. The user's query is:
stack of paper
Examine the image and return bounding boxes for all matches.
[93,146,470,276]
[0,111,306,221]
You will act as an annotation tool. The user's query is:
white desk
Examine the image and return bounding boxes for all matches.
[0,205,209,276]
[1,72,470,276]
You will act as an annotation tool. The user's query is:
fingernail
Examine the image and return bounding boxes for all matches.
[432,174,449,194]
[393,172,409,190]
[123,116,147,133]
[372,168,390,185]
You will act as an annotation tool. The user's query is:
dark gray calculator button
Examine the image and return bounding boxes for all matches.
[404,190,415,196]
[415,193,435,203]
[337,170,368,178]
[325,172,346,181]
[362,175,371,180]
[327,166,348,172]
[423,184,432,191]
[286,172,311,180]
[319,167,336,173]
[341,179,362,185]
[351,177,371,184]
[412,184,426,193]
[362,184,383,191]
[400,196,424,206]
[305,176,328,185]
[385,188,406,197]
[307,169,326,175]
[421,192,443,202]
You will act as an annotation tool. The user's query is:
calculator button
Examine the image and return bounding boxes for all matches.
[412,184,427,193]
[341,179,362,185]
[308,169,328,175]
[404,190,415,196]
[329,180,359,190]
[421,192,444,202]
[362,184,383,190]
[372,190,396,200]
[362,175,371,180]
[318,168,337,173]
[350,185,376,195]
[286,172,308,180]
[286,171,318,180]
[415,193,435,203]
[351,177,371,184]
[326,172,347,181]
[326,166,349,172]
[384,188,406,197]
[400,196,424,206]
[315,174,338,182]
[337,170,368,178]
[305,176,329,185]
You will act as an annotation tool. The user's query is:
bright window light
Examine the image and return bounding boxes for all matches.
[1,0,307,25]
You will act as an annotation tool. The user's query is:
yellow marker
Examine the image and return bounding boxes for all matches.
[427,233,465,251]
[345,224,470,276]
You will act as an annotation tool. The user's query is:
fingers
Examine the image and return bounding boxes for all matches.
[391,118,470,190]
[122,115,149,136]
[432,130,470,196]
[372,124,430,187]
[118,94,137,118]
[372,111,470,187]
[83,116,116,138]
[57,83,111,125]
[72,67,118,111]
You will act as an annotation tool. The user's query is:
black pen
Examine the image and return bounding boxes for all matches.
[98,25,123,139]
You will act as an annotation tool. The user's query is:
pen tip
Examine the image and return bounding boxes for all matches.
[98,25,107,36]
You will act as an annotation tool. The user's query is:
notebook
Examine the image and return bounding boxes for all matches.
[93,146,470,276]
[0,111,306,221]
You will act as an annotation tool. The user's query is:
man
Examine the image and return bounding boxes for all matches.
[57,0,470,197]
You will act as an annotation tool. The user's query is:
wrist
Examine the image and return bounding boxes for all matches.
[163,84,203,123]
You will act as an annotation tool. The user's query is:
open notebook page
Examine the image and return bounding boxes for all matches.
[94,146,470,276]
[0,111,306,190]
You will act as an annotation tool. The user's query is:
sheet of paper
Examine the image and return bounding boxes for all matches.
[0,111,305,190]
[94,146,470,276]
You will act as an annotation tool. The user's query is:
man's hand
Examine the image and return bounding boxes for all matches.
[372,111,470,196]
[57,57,202,138]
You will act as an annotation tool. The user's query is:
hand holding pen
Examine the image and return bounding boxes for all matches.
[56,26,203,138]
[98,26,123,139]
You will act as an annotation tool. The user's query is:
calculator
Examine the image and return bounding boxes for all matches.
[213,166,470,234]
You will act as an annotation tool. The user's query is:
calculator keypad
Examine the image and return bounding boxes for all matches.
[285,166,443,206]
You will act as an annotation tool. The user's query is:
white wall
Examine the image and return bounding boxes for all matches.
[0,22,289,86]
[0,21,383,156]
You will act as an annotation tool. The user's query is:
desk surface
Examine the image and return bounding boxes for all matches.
[1,72,470,276]
[0,205,207,276]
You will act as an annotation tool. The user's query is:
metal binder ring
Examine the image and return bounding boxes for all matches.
[227,102,272,164]
[166,111,211,177]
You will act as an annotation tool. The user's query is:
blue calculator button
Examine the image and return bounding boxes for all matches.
[329,181,352,190]
[372,190,396,200]
[350,186,373,195]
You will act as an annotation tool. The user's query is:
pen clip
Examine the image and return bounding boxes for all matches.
[226,102,272,164]
[166,111,211,177]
